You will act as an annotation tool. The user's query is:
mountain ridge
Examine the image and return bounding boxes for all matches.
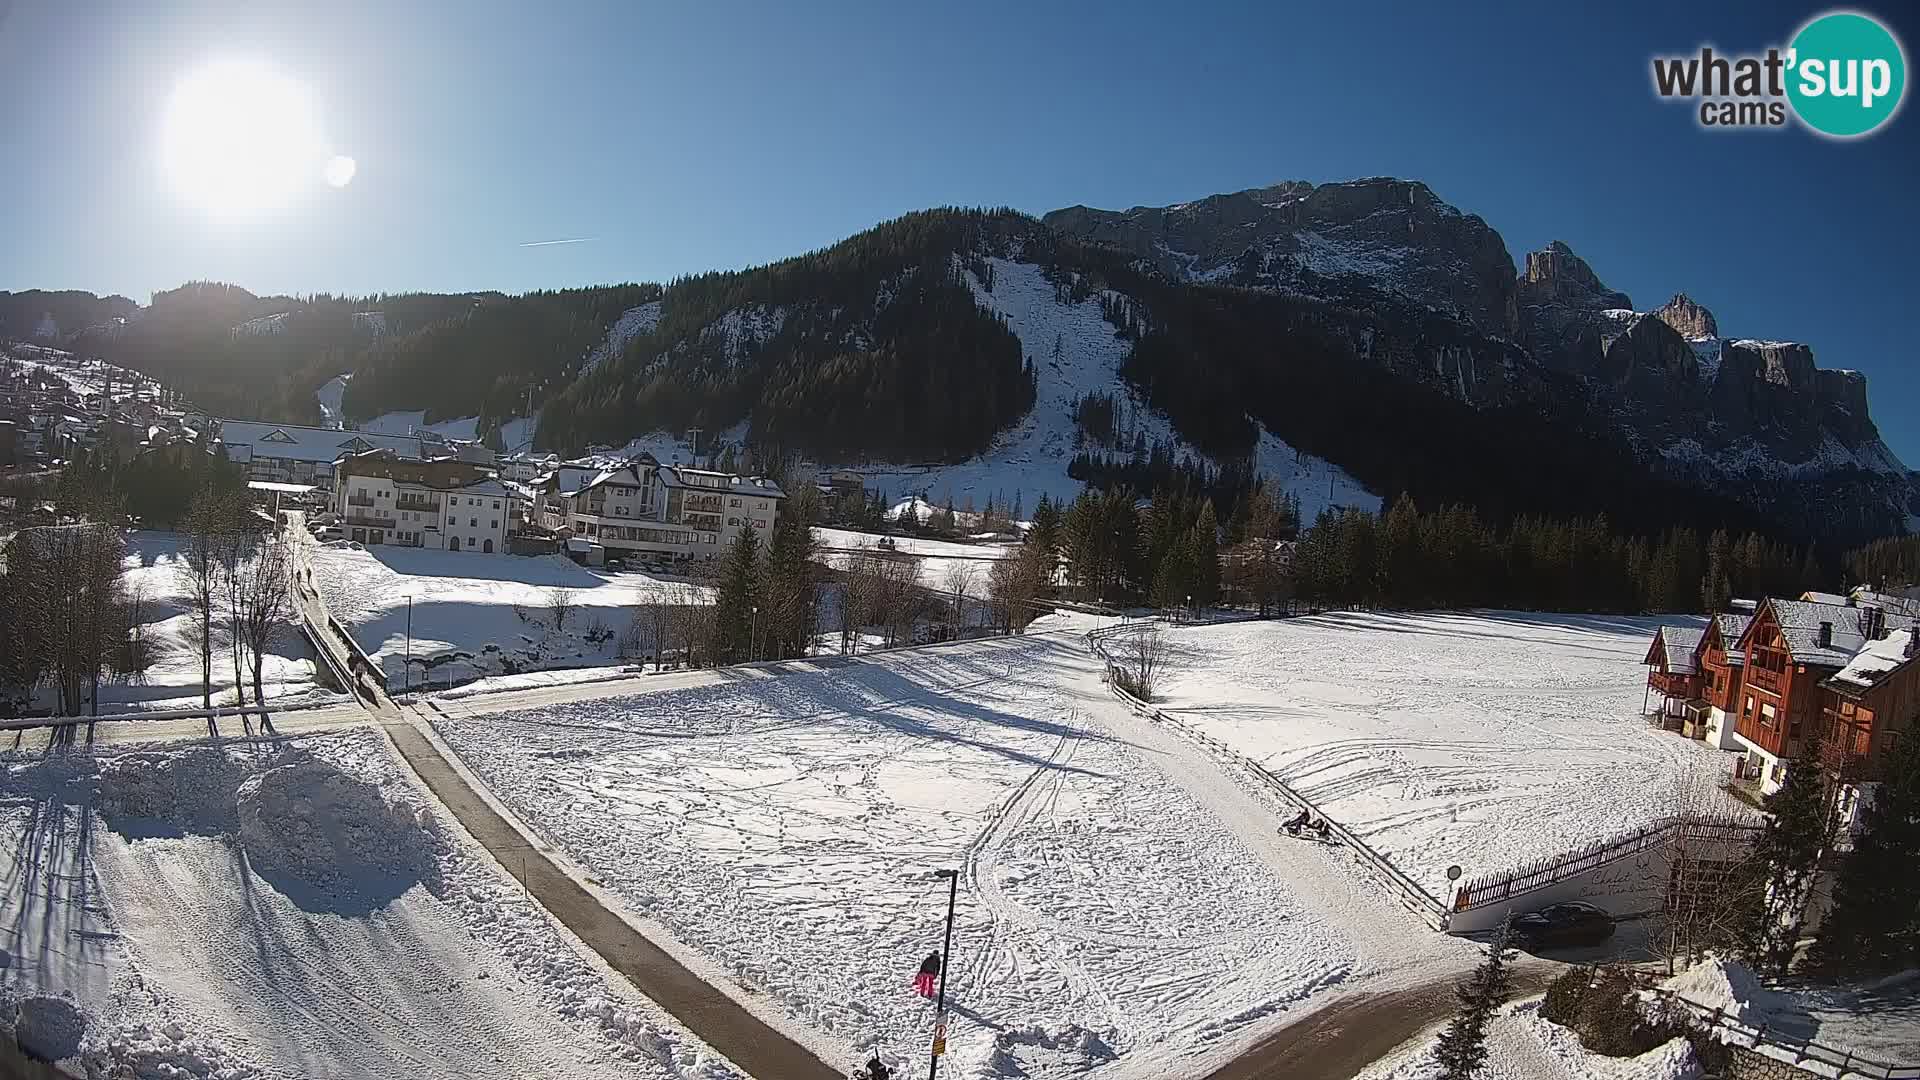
[5,181,1913,545]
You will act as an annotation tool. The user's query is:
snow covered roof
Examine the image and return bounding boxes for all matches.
[219,420,424,465]
[1801,590,1851,606]
[655,464,785,499]
[1650,626,1704,674]
[1759,598,1875,667]
[1714,614,1753,665]
[1826,629,1916,693]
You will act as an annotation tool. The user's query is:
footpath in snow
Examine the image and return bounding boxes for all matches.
[1152,611,1746,895]
[0,729,737,1080]
[427,631,1454,1079]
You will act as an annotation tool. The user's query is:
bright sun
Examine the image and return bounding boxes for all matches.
[161,60,352,215]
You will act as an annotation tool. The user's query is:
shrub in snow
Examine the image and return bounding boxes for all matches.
[15,995,85,1062]
[236,755,435,888]
[1656,955,1777,1026]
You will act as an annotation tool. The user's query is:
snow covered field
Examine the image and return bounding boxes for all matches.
[1356,998,1696,1080]
[815,526,1014,592]
[310,543,707,685]
[429,634,1369,1078]
[0,728,735,1079]
[1153,612,1745,894]
[49,532,338,715]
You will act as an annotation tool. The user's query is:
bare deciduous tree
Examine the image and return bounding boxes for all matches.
[943,562,979,638]
[1113,624,1170,701]
[177,488,236,735]
[1656,768,1768,974]
[234,532,296,734]
[546,586,575,632]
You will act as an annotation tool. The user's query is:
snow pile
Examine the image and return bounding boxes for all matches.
[1357,1000,1698,1080]
[234,756,435,886]
[14,995,86,1062]
[978,1024,1118,1077]
[87,1020,264,1080]
[1657,956,1778,1025]
[94,747,251,828]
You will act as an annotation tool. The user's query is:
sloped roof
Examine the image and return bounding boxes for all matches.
[1652,626,1704,674]
[1760,598,1876,667]
[1714,613,1752,665]
[1827,629,1916,693]
[1802,590,1851,606]
[218,420,424,465]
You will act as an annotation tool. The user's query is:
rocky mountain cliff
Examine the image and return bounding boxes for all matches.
[1044,181,1916,542]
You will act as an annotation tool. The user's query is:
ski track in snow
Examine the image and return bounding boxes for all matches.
[1153,611,1752,894]
[430,633,1411,1079]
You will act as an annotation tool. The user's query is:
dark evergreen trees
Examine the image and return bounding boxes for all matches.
[1746,736,1836,975]
[715,530,761,662]
[1808,734,1920,975]
[1433,918,1515,1080]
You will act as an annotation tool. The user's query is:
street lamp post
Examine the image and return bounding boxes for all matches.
[929,868,959,1080]
[405,595,413,697]
[751,603,759,662]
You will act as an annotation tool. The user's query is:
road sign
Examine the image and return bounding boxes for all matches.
[931,1019,947,1056]
[1446,864,1463,882]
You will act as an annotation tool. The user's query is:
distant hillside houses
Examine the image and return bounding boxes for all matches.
[529,453,785,566]
[216,420,428,486]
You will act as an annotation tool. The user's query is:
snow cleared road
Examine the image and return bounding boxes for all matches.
[429,628,1484,1079]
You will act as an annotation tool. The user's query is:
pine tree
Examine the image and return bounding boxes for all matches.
[1433,917,1515,1080]
[1746,732,1835,975]
[1808,732,1920,975]
[1190,500,1220,609]
[1378,492,1422,608]
[716,530,761,662]
[1702,529,1733,614]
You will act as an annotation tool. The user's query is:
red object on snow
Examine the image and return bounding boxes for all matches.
[913,971,936,998]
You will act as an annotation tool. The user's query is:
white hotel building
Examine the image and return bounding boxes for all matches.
[531,454,784,562]
[333,449,514,553]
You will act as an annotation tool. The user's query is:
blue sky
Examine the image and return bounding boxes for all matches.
[2,0,1915,462]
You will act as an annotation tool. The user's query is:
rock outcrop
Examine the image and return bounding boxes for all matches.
[1654,293,1718,340]
[1044,178,1519,334]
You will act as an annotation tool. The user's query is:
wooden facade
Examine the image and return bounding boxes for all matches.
[1733,602,1838,761]
[1697,617,1746,714]
[1819,632,1920,782]
[1644,628,1704,707]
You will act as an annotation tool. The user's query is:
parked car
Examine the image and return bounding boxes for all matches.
[1512,901,1614,949]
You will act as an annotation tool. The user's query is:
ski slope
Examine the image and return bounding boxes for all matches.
[1153,612,1748,893]
[0,729,735,1079]
[429,634,1373,1079]
[857,256,1376,521]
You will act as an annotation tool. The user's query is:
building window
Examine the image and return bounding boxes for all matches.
[493,500,501,510]
[469,517,478,527]
[489,520,497,530]
[447,516,456,526]
[730,498,741,507]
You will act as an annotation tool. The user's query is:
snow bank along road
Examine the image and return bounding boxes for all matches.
[428,627,1495,1079]
[2,728,740,1079]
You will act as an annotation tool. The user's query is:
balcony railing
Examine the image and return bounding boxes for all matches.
[395,498,440,512]
[347,495,375,508]
[1747,666,1784,693]
[683,494,724,512]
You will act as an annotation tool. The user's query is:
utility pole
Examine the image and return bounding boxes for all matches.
[405,595,413,697]
[751,603,760,662]
[929,868,958,1080]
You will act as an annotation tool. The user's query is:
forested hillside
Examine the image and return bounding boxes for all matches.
[536,209,1037,461]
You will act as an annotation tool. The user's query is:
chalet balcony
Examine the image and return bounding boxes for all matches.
[347,494,376,508]
[395,497,440,512]
[1646,671,1699,699]
[341,513,390,529]
[683,494,724,513]
[1746,665,1785,694]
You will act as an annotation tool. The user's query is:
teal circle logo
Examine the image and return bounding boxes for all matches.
[1787,11,1907,137]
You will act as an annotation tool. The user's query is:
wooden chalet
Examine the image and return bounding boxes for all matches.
[1696,612,1752,749]
[1730,597,1901,794]
[1643,625,1706,728]
[1820,625,1920,784]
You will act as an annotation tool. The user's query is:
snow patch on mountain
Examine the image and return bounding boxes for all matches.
[1661,432,1909,479]
[1292,231,1417,282]
[582,301,664,374]
[316,373,349,428]
[1690,338,1723,383]
[362,410,482,440]
[855,255,1376,517]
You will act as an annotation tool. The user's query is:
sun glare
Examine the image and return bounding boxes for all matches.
[161,60,350,216]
